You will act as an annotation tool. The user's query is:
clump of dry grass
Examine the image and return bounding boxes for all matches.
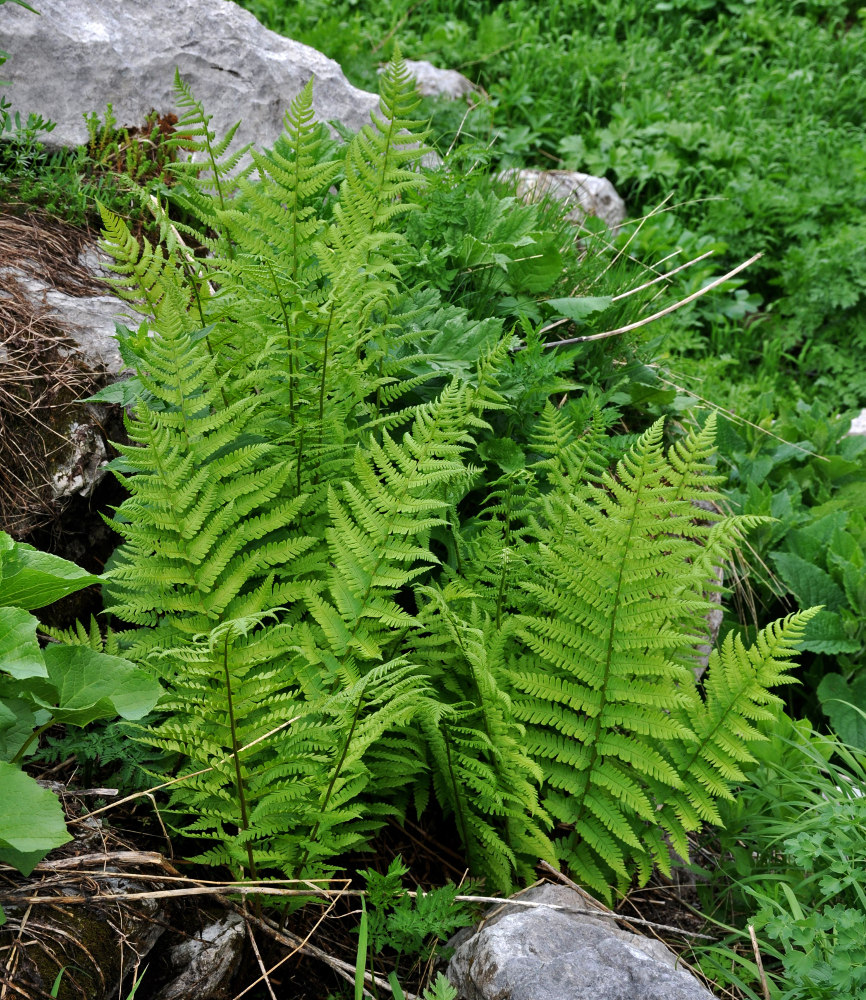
[0,211,110,537]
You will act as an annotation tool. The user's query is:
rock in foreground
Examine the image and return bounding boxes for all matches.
[446,884,714,1000]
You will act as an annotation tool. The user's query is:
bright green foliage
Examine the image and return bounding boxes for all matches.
[0,761,70,878]
[0,532,161,891]
[694,723,866,1000]
[95,59,815,901]
[505,416,817,897]
[717,403,866,726]
[360,856,477,959]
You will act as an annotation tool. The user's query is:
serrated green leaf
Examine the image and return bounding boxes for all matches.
[817,674,866,746]
[0,761,71,875]
[771,550,845,612]
[799,611,860,655]
[86,376,145,406]
[545,296,613,323]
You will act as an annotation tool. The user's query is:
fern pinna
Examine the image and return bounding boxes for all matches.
[95,54,817,899]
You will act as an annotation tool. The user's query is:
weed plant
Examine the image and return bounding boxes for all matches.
[692,718,866,999]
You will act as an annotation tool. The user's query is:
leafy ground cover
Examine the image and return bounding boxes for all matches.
[238,0,866,408]
[1,2,866,998]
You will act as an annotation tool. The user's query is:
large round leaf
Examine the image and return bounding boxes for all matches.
[0,533,99,611]
[0,606,47,679]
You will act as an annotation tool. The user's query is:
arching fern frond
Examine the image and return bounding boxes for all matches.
[410,584,555,892]
[510,415,811,900]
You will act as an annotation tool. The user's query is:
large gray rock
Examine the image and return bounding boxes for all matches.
[498,168,627,233]
[386,59,479,101]
[0,213,125,533]
[446,884,714,1000]
[1,262,125,374]
[849,410,866,435]
[2,0,379,152]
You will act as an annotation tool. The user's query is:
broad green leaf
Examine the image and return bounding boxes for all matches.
[0,697,37,761]
[477,437,526,472]
[545,296,613,324]
[33,646,162,726]
[0,606,47,678]
[787,512,848,565]
[86,376,145,406]
[0,534,99,610]
[506,239,563,293]
[771,550,845,612]
[0,761,71,875]
[799,611,860,655]
[817,674,866,747]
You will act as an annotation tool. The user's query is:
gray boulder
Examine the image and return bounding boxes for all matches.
[386,59,479,101]
[446,884,714,1000]
[848,410,866,435]
[2,0,378,152]
[498,168,627,233]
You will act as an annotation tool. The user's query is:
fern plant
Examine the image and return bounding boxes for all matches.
[92,54,817,901]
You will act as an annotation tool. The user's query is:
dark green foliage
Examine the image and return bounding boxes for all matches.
[694,721,866,999]
[234,0,866,407]
[716,404,866,727]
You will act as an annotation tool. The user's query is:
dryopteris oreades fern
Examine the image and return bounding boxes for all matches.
[95,56,817,899]
[507,414,818,899]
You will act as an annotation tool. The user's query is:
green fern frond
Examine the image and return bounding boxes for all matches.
[510,416,789,900]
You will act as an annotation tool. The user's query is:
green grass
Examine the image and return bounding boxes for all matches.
[235,0,866,409]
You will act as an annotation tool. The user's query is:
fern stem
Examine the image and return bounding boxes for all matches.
[307,688,366,852]
[573,466,645,819]
[318,302,335,428]
[443,725,469,850]
[266,259,296,426]
[220,631,258,880]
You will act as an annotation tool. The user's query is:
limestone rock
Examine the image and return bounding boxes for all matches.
[848,410,866,435]
[498,168,627,233]
[154,911,246,1000]
[2,0,379,154]
[0,262,125,374]
[385,59,479,100]
[445,884,714,1000]
[0,212,126,534]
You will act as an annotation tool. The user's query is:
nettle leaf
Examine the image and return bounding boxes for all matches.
[0,761,71,876]
[0,606,47,679]
[771,550,846,612]
[33,646,163,726]
[0,533,99,611]
[817,674,866,746]
[545,296,613,324]
[799,610,860,656]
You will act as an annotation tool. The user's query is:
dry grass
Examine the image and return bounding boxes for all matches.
[0,211,111,537]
